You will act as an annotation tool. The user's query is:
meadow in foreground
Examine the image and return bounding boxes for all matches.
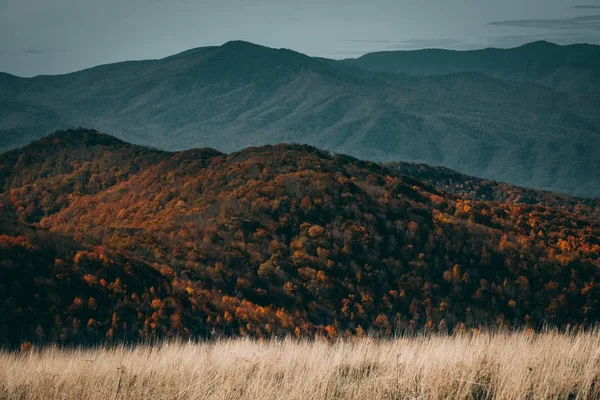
[1,330,599,400]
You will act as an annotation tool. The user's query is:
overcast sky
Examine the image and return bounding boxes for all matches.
[1,0,599,77]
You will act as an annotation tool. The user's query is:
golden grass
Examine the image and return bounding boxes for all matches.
[1,331,599,399]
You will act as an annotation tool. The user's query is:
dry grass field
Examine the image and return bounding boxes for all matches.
[1,330,599,400]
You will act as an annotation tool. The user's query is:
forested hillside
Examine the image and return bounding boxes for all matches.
[387,161,600,219]
[0,129,599,348]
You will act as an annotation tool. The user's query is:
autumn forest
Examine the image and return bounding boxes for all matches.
[0,129,599,349]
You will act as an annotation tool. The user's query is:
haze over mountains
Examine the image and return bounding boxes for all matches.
[0,41,599,196]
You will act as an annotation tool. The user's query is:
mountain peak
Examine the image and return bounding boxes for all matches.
[516,40,561,50]
[217,40,311,62]
[221,40,265,49]
[46,128,125,146]
[162,41,269,61]
[16,129,130,153]
[166,39,321,79]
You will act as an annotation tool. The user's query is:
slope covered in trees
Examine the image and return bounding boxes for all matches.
[0,129,599,348]
[387,161,600,219]
[1,41,599,196]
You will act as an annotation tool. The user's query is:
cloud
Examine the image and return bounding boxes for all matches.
[573,5,600,9]
[487,14,600,31]
[20,49,45,54]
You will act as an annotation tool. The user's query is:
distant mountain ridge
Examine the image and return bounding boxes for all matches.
[0,41,599,196]
[343,41,600,93]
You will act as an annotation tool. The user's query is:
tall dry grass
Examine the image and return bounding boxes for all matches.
[1,330,599,399]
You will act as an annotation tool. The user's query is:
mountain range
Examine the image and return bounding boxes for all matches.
[0,41,599,196]
[344,41,600,94]
[0,129,599,347]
